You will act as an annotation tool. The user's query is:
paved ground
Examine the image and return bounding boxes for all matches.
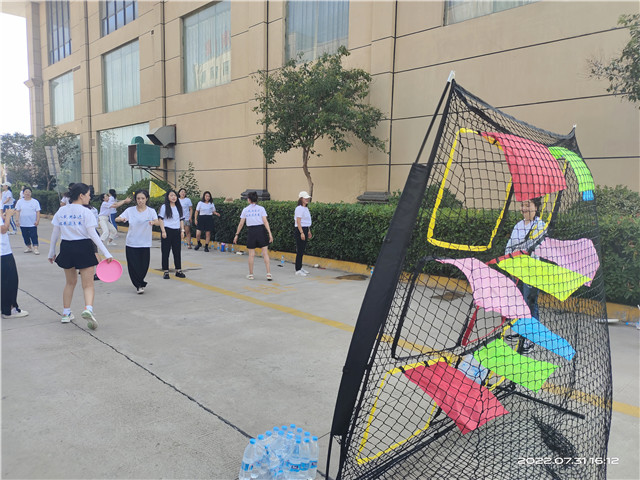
[2,219,639,479]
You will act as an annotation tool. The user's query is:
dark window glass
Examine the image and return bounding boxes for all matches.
[101,0,137,36]
[47,0,71,65]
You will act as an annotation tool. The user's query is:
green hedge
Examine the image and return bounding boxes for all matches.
[31,186,639,306]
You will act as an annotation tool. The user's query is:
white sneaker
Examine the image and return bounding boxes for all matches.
[23,246,32,253]
[108,240,117,246]
[137,287,145,294]
[33,246,40,255]
[295,270,308,276]
[301,268,310,274]
[2,309,29,319]
[8,231,16,235]
[61,313,75,323]
[82,310,98,330]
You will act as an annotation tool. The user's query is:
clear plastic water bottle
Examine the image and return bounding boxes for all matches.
[299,438,311,479]
[280,255,285,267]
[288,439,302,479]
[239,438,257,480]
[308,436,319,479]
[255,434,268,478]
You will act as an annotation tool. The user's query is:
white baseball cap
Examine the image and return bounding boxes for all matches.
[299,191,311,199]
[1,181,11,187]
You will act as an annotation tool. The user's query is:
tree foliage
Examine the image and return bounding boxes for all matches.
[178,161,201,198]
[1,127,79,190]
[253,46,387,197]
[588,13,640,106]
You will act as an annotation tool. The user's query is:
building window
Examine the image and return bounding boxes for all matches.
[103,40,140,113]
[50,71,74,125]
[47,0,71,64]
[285,0,349,62]
[183,1,231,93]
[98,123,149,193]
[101,0,137,36]
[444,0,538,25]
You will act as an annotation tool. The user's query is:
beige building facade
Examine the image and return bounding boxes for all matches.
[4,0,639,201]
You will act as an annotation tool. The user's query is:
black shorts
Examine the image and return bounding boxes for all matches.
[55,239,99,270]
[247,225,269,249]
[197,215,214,233]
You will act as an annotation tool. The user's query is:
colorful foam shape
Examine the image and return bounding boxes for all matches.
[583,190,594,201]
[482,132,566,202]
[496,255,592,301]
[534,237,600,287]
[474,338,559,392]
[403,362,509,434]
[511,317,576,361]
[438,258,531,320]
[548,146,595,193]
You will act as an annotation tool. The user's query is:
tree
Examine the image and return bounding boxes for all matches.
[31,126,80,190]
[1,133,34,184]
[588,13,640,107]
[178,161,201,198]
[253,46,387,197]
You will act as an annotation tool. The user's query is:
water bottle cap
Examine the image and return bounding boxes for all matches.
[312,436,318,441]
[297,427,303,432]
[281,426,288,430]
[304,438,310,443]
[296,439,301,444]
[265,431,272,437]
[250,439,256,444]
[304,431,310,436]
[290,424,296,429]
[287,433,294,439]
[273,427,280,432]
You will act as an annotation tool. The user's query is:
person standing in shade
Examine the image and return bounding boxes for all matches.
[48,183,113,329]
[116,189,160,294]
[98,193,130,245]
[194,191,220,252]
[1,182,17,234]
[294,191,313,276]
[14,187,41,254]
[1,207,29,319]
[178,188,194,249]
[108,188,119,230]
[60,183,75,207]
[233,191,273,280]
[505,196,546,353]
[158,189,186,279]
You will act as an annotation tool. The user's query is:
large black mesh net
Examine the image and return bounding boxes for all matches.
[328,80,612,480]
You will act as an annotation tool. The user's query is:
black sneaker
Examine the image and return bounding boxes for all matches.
[194,243,201,251]
[94,274,100,281]
[204,245,209,252]
[163,272,170,279]
[175,271,186,278]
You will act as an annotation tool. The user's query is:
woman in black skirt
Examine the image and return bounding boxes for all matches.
[233,191,273,280]
[194,191,220,252]
[48,183,113,330]
[116,189,161,293]
[158,189,186,279]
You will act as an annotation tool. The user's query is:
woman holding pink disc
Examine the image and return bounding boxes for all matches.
[116,189,160,294]
[48,183,113,330]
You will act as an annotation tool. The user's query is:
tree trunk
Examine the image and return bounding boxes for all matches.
[302,148,314,197]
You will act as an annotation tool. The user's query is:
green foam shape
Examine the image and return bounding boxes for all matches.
[548,146,595,193]
[474,338,559,392]
[497,255,591,301]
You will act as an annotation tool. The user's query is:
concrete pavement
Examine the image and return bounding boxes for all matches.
[2,219,639,479]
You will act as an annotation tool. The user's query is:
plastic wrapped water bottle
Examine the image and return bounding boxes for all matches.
[288,439,302,479]
[299,438,311,479]
[308,436,319,479]
[254,434,268,478]
[279,255,285,267]
[239,438,257,480]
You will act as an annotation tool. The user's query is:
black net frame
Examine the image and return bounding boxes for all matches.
[328,80,612,480]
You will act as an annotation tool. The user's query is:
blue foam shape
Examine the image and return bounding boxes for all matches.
[583,190,594,201]
[512,317,576,361]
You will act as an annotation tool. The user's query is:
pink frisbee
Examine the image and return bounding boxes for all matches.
[96,259,123,283]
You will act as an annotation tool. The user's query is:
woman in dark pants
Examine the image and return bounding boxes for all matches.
[158,189,185,279]
[293,191,313,276]
[1,207,28,319]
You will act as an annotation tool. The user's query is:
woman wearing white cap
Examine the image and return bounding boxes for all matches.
[294,191,312,276]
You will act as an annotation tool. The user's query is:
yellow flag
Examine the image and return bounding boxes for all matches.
[149,181,167,198]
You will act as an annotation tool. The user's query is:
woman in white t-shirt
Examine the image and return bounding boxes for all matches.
[293,191,313,276]
[116,189,160,294]
[194,191,220,252]
[98,193,131,245]
[1,183,17,233]
[233,191,273,280]
[158,189,186,279]
[1,208,29,319]
[14,187,41,254]
[178,188,194,249]
[48,183,114,329]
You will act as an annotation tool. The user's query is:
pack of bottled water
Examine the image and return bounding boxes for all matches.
[239,424,319,479]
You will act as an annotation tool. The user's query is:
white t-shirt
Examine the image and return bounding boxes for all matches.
[120,206,158,248]
[60,196,70,205]
[52,204,100,240]
[158,204,182,229]
[99,201,112,217]
[241,203,268,226]
[179,197,193,220]
[19,190,24,199]
[196,201,216,216]
[294,205,312,227]
[2,190,14,207]
[0,216,11,256]
[108,195,117,214]
[15,198,41,227]
[505,217,547,254]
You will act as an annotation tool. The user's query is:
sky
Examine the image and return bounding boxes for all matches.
[0,12,31,136]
